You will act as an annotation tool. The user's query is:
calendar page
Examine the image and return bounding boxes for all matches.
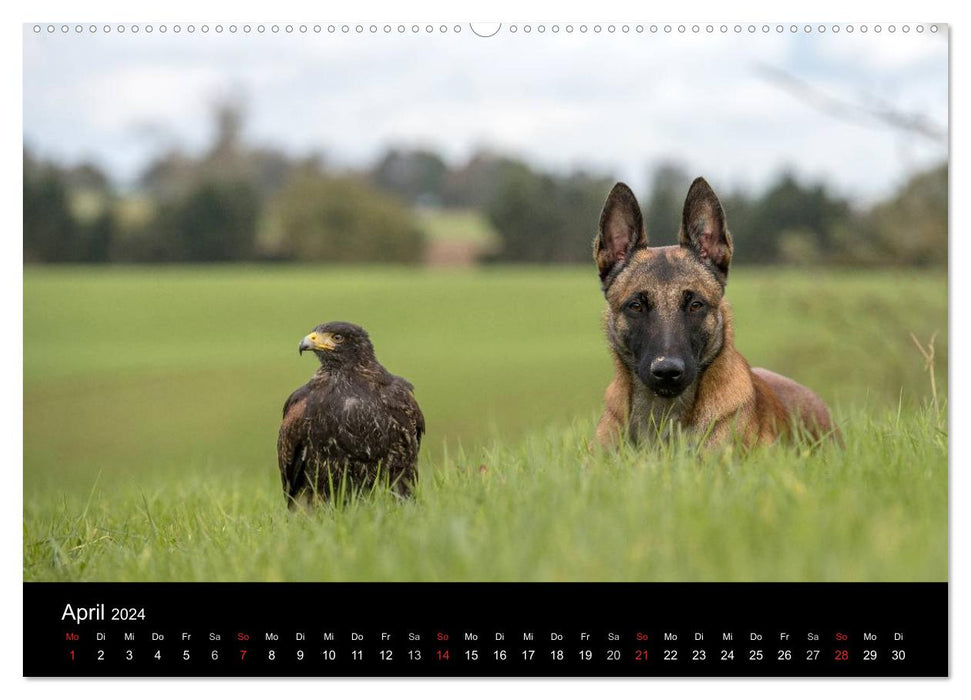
[22,19,948,678]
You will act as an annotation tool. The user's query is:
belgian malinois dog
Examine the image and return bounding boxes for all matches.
[593,177,837,448]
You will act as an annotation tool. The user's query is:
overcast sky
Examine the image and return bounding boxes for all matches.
[23,24,948,202]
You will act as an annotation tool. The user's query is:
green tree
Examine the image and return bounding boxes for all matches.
[441,151,523,208]
[643,162,692,240]
[24,162,79,262]
[24,150,115,263]
[852,163,947,266]
[371,149,448,205]
[144,180,261,262]
[485,163,613,263]
[265,176,425,263]
[733,173,851,264]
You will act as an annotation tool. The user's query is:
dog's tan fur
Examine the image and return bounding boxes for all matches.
[594,179,837,449]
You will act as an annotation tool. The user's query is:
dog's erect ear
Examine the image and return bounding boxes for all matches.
[679,177,733,283]
[595,182,647,285]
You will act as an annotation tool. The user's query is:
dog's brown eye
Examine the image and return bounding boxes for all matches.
[688,300,705,312]
[333,334,344,343]
[627,300,644,313]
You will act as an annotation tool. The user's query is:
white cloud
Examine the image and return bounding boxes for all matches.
[22,27,948,200]
[812,30,948,72]
[68,65,223,130]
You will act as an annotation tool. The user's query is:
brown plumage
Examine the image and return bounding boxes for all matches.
[277,321,424,508]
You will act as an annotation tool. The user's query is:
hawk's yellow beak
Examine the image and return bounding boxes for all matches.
[299,332,337,355]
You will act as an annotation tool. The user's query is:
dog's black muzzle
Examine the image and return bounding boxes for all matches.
[638,356,694,398]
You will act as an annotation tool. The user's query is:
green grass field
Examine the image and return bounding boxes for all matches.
[23,266,947,581]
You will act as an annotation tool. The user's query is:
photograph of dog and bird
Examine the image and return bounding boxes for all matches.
[24,28,946,582]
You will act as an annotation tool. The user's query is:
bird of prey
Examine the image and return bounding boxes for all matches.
[277,321,424,508]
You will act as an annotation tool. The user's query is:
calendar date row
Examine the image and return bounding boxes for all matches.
[65,643,911,665]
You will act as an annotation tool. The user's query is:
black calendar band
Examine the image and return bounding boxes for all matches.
[24,582,947,677]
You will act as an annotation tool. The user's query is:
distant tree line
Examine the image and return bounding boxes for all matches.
[367,149,947,267]
[639,162,947,267]
[24,104,425,266]
[24,151,115,263]
[24,104,946,267]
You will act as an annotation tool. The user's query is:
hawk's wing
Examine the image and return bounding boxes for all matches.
[278,383,312,503]
[387,375,425,450]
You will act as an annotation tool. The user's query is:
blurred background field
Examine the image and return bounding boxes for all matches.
[23,28,947,581]
[24,266,946,491]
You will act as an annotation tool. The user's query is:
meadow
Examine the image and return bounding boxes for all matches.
[23,266,947,581]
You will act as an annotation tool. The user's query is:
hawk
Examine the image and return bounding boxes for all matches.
[277,321,424,508]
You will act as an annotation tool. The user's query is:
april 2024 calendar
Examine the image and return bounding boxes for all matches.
[23,22,949,679]
[29,583,946,676]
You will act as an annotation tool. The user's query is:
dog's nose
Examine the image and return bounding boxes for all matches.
[650,357,685,382]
